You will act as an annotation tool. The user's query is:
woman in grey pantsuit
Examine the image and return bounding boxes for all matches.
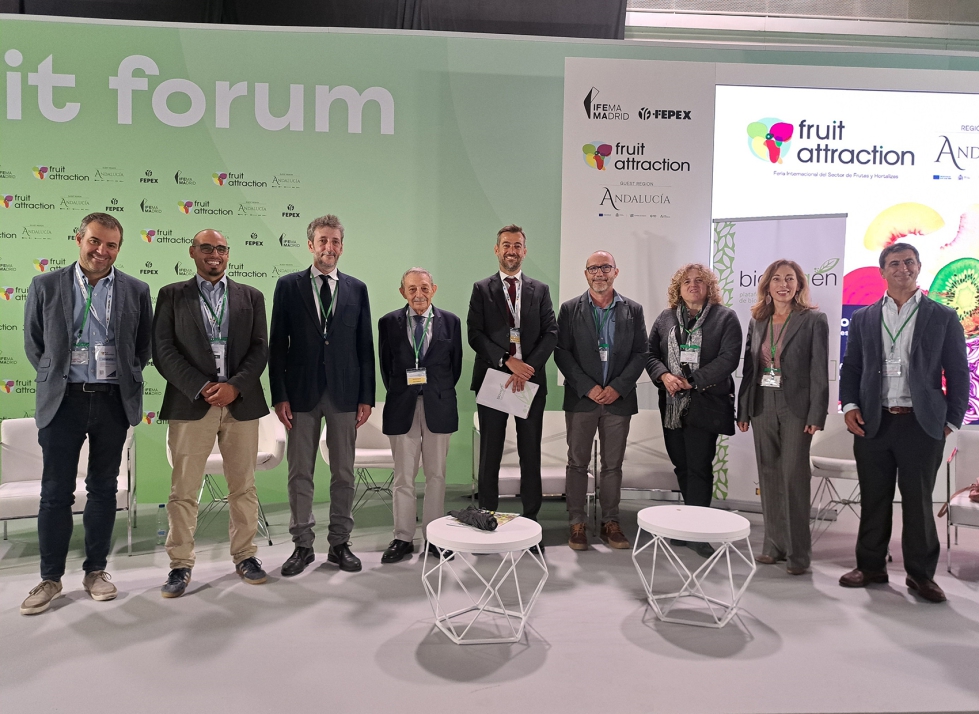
[737,260,829,575]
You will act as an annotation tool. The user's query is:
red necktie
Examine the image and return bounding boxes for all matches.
[505,277,517,355]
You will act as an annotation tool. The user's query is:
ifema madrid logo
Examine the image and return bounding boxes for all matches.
[746,118,794,164]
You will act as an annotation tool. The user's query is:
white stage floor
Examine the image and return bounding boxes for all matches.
[1,490,978,714]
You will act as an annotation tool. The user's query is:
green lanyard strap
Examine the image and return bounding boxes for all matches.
[198,285,228,339]
[882,302,919,354]
[768,312,791,369]
[311,273,337,335]
[411,312,433,368]
[592,303,614,346]
[75,284,94,346]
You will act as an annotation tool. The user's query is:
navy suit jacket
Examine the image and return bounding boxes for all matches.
[269,268,375,413]
[466,274,557,394]
[152,277,269,422]
[378,306,463,435]
[840,293,969,440]
[24,264,152,429]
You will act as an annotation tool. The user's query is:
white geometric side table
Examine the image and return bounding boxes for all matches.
[423,515,547,644]
[632,505,756,628]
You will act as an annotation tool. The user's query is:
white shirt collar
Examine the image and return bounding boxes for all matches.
[311,265,339,281]
[499,270,522,283]
[882,288,922,309]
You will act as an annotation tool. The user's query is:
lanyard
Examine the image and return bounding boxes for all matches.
[410,310,433,368]
[679,306,703,342]
[769,312,791,368]
[592,303,614,345]
[74,265,112,345]
[502,275,520,325]
[311,272,337,335]
[882,301,919,355]
[198,284,228,339]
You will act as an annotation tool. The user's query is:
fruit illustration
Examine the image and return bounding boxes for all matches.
[862,202,945,250]
[929,258,979,337]
[940,204,979,259]
[582,143,612,170]
[747,120,793,164]
[842,266,888,305]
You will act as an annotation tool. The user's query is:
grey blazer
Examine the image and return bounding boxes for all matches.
[24,263,153,429]
[554,291,647,416]
[152,278,269,422]
[840,294,968,440]
[737,309,830,428]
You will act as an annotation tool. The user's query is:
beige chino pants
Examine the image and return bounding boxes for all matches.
[166,406,259,569]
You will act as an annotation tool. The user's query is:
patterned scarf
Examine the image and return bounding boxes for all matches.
[664,301,711,429]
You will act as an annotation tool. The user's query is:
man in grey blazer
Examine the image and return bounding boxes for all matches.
[554,251,646,551]
[840,242,969,603]
[153,229,270,598]
[21,213,152,615]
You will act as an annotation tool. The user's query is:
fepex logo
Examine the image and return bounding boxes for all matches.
[178,201,194,214]
[1,287,14,300]
[33,258,50,272]
[33,165,48,179]
[582,142,613,170]
[747,119,794,164]
[2,195,11,208]
[141,229,156,243]
[212,172,228,186]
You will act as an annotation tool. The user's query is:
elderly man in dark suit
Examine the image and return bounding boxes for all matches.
[152,229,270,598]
[840,242,969,603]
[21,213,152,615]
[554,251,646,551]
[270,215,375,575]
[377,268,463,563]
[468,224,558,524]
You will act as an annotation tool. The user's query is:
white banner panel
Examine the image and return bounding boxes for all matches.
[560,58,717,336]
[712,214,847,502]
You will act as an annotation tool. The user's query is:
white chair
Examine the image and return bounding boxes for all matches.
[471,411,595,516]
[620,409,680,498]
[946,429,979,574]
[809,412,860,539]
[164,410,286,546]
[319,402,395,513]
[0,417,136,554]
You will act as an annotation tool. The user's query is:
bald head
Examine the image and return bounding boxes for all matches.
[190,228,229,284]
[584,250,618,302]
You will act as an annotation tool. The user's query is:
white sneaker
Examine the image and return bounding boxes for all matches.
[82,571,117,601]
[20,580,63,615]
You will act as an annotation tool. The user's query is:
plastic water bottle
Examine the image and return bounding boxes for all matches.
[156,504,167,545]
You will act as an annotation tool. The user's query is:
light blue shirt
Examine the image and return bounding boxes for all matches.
[69,263,117,384]
[196,274,229,382]
[587,291,622,385]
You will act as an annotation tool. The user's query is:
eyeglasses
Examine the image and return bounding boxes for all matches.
[195,244,230,255]
[585,264,615,275]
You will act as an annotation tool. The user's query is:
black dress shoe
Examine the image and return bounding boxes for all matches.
[381,539,414,564]
[327,543,362,572]
[906,575,947,603]
[839,568,888,588]
[281,546,315,577]
[691,542,715,558]
[427,543,454,561]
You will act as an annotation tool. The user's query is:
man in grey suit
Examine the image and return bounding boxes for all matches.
[21,213,152,615]
[153,229,270,598]
[554,251,647,551]
[839,242,969,603]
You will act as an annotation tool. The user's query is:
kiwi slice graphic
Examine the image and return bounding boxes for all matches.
[930,258,979,337]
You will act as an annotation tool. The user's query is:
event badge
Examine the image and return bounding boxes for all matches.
[883,358,902,377]
[509,327,522,359]
[406,368,428,385]
[210,340,227,380]
[71,344,90,365]
[599,343,609,362]
[761,367,782,388]
[679,344,700,366]
[94,344,117,380]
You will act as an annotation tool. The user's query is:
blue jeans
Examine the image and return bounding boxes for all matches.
[37,389,129,581]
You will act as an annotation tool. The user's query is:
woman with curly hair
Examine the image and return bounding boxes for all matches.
[645,264,742,558]
[737,259,828,575]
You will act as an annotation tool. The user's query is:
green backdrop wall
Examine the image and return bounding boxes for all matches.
[1,16,978,505]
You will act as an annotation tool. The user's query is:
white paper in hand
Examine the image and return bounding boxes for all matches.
[475,368,539,419]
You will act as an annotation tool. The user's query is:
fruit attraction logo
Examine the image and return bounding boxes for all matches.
[746,119,794,164]
[33,258,49,272]
[1,380,13,393]
[582,142,613,170]
[32,165,48,179]
[2,195,11,208]
[1,287,14,300]
[141,229,156,243]
[212,172,228,186]
[142,411,157,424]
[178,200,194,214]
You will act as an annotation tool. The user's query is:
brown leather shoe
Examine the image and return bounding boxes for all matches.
[839,568,889,588]
[786,566,809,576]
[568,523,588,551]
[600,521,630,549]
[755,554,785,565]
[906,576,947,603]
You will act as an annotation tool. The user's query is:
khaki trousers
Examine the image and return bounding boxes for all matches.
[389,397,450,542]
[166,406,259,569]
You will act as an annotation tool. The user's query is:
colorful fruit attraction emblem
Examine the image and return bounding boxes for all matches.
[746,119,793,164]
